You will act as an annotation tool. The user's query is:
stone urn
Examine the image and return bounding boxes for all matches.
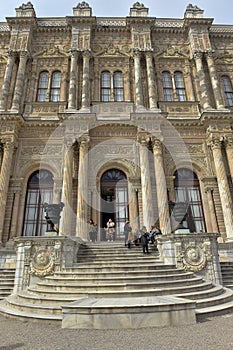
[42,202,64,234]
[172,202,188,229]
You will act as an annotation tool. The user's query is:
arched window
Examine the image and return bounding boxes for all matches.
[162,71,173,101]
[101,71,111,102]
[37,71,49,102]
[221,75,233,107]
[113,71,124,101]
[174,169,206,233]
[174,71,186,101]
[23,170,54,236]
[50,71,61,102]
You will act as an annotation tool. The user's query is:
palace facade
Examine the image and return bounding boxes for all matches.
[0,1,233,243]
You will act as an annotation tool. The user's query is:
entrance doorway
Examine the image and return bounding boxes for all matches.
[100,169,128,240]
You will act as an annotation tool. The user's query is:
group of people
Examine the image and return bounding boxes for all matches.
[124,221,162,254]
[89,218,162,252]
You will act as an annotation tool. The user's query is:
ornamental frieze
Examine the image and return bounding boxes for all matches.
[21,145,63,156]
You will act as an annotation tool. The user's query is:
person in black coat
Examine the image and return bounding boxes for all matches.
[140,226,150,254]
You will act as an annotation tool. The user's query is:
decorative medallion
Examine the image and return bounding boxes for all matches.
[183,245,206,272]
[30,249,55,277]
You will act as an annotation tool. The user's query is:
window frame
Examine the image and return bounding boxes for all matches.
[162,70,186,102]
[101,70,124,102]
[221,75,233,107]
[37,70,61,102]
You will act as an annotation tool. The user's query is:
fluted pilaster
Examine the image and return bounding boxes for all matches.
[138,134,154,230]
[81,50,91,110]
[0,139,15,242]
[128,178,140,231]
[209,136,233,240]
[145,51,158,110]
[152,138,171,234]
[205,50,225,109]
[0,50,16,111]
[11,51,28,111]
[76,135,89,239]
[68,50,78,109]
[60,144,74,235]
[224,136,233,182]
[193,50,211,110]
[133,49,143,108]
[204,186,219,233]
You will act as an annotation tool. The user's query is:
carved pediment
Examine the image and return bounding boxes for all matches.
[215,51,233,64]
[155,45,190,59]
[33,45,69,58]
[93,43,130,57]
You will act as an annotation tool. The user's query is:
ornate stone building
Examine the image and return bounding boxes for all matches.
[0,1,233,244]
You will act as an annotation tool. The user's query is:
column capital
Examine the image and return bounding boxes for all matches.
[7,49,18,58]
[193,49,203,60]
[82,49,92,58]
[144,49,154,58]
[137,133,150,147]
[18,50,29,59]
[79,134,90,149]
[205,49,215,58]
[207,135,222,150]
[69,49,79,58]
[151,138,163,155]
[132,48,142,58]
[224,135,233,149]
[1,136,16,150]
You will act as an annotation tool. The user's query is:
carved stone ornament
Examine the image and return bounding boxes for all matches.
[30,248,55,277]
[182,245,207,272]
[77,1,90,9]
[133,2,145,9]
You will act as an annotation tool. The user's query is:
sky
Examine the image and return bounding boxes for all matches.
[0,0,233,25]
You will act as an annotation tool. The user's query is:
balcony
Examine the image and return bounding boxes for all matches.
[158,101,201,119]
[23,102,67,120]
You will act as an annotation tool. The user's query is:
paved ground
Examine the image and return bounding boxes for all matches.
[0,313,233,350]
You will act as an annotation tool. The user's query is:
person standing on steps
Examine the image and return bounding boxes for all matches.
[106,218,115,242]
[140,226,150,254]
[124,221,132,247]
[88,219,95,242]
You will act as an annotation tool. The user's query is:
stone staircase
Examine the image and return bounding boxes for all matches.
[0,268,15,300]
[221,261,233,288]
[0,243,233,327]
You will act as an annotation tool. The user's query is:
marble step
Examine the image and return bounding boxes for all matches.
[193,287,233,309]
[27,280,213,298]
[55,267,185,279]
[196,299,233,321]
[35,275,204,292]
[44,271,195,284]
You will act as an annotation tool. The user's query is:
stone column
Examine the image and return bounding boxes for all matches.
[133,49,143,108]
[81,50,91,110]
[204,187,219,233]
[9,188,22,239]
[224,136,233,182]
[205,50,225,109]
[76,135,89,239]
[193,50,211,110]
[68,50,78,109]
[128,178,140,231]
[11,51,28,111]
[152,138,171,235]
[60,144,74,235]
[138,134,155,230]
[209,137,233,240]
[0,50,16,111]
[0,139,15,243]
[145,51,158,110]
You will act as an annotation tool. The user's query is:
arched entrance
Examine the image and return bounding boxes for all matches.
[100,169,129,240]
